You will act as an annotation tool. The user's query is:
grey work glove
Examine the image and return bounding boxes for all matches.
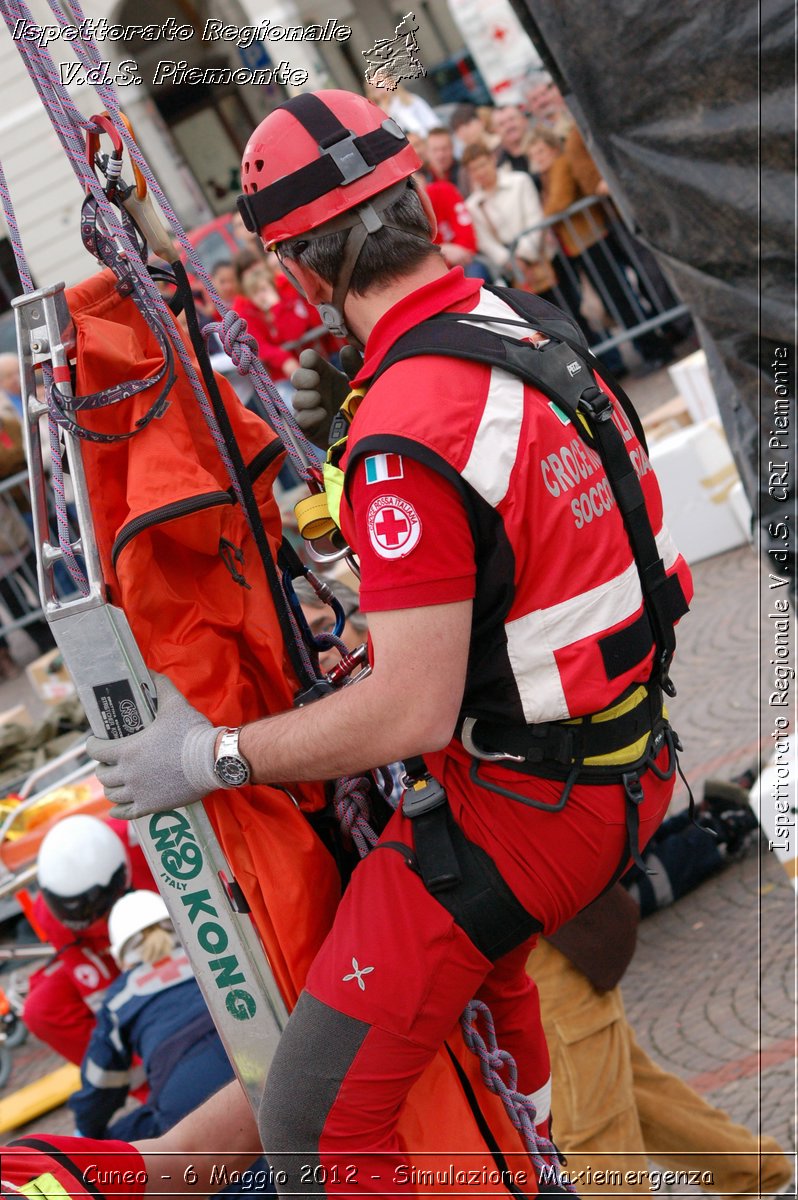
[290,345,363,448]
[86,673,223,820]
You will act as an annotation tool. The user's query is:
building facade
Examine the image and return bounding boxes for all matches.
[0,0,469,291]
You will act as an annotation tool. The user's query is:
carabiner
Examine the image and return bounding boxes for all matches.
[86,111,146,201]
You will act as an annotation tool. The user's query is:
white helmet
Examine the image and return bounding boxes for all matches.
[109,890,171,967]
[38,814,130,930]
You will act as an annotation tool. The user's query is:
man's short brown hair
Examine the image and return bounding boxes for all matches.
[460,142,493,168]
[450,103,479,131]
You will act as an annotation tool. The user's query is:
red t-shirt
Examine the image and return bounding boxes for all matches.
[426,180,478,252]
[340,454,476,614]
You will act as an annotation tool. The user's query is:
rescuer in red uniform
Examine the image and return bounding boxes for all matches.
[89,90,693,1196]
[24,813,157,1064]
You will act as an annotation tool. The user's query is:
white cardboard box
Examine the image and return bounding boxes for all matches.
[649,421,747,564]
[667,349,721,424]
[728,479,754,543]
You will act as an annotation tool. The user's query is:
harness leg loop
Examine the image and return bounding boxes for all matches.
[622,770,650,873]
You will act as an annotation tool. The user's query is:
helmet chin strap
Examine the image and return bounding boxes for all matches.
[276,178,431,349]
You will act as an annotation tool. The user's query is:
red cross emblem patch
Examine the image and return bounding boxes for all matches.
[367,494,422,559]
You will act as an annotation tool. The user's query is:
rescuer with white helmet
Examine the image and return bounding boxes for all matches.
[69,890,246,1147]
[108,888,171,968]
[38,812,130,930]
[24,814,157,1063]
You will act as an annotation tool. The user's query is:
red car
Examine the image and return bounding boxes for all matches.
[184,212,250,274]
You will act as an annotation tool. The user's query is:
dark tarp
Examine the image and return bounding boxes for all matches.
[510,0,795,594]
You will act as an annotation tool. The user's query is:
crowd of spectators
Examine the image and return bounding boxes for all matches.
[146,81,691,463]
[167,81,688,424]
[366,84,688,376]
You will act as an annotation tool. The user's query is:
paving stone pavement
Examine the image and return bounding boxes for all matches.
[622,542,796,1192]
[0,538,795,1194]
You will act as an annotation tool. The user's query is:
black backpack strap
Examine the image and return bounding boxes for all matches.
[473,285,649,452]
[482,283,589,348]
[480,285,652,454]
[378,757,543,962]
[369,306,687,695]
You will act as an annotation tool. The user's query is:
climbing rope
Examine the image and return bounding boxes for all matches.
[461,1000,573,1189]
[0,7,569,1184]
[0,0,324,686]
[333,775,380,858]
[0,0,318,492]
[39,0,320,480]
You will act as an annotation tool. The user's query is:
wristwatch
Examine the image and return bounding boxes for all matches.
[213,728,251,788]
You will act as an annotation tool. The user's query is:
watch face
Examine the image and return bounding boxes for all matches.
[215,755,250,787]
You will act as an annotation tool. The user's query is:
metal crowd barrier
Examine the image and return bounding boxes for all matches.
[507,193,691,356]
[0,467,80,646]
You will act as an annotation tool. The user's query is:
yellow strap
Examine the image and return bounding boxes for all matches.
[322,458,346,532]
[582,731,652,768]
[562,686,669,768]
[294,386,367,544]
[340,386,367,422]
[20,1173,70,1199]
[294,491,337,541]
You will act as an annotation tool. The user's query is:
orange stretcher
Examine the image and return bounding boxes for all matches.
[38,266,532,1190]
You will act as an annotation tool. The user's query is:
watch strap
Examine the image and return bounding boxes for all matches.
[213,726,252,787]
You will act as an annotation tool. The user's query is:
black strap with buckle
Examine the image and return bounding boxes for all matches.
[383,757,542,961]
[402,757,460,893]
[462,685,664,770]
[369,290,690,699]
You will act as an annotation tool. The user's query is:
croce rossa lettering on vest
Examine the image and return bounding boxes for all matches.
[540,436,653,529]
[541,437,602,497]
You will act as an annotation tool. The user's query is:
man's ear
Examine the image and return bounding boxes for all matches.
[278,257,332,306]
[412,176,438,244]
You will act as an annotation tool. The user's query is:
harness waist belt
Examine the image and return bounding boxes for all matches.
[462,685,663,768]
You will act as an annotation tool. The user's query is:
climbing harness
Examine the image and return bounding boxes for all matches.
[288,282,692,1189]
[362,286,691,862]
[309,286,691,1115]
[365,286,689,700]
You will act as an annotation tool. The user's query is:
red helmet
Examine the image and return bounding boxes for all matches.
[238,90,421,245]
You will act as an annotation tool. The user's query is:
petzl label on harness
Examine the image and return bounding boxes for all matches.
[93,679,145,739]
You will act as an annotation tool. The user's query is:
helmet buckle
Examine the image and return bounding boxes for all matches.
[322,132,375,186]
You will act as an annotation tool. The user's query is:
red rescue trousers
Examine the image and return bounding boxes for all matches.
[258,748,675,1197]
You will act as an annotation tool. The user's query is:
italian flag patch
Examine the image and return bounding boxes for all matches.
[365,453,404,484]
